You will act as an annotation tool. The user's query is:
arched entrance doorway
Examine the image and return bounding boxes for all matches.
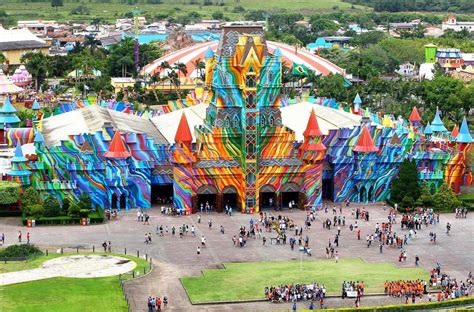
[194,185,218,213]
[120,193,127,210]
[368,186,374,203]
[111,194,118,210]
[259,184,276,210]
[222,186,238,212]
[359,186,367,203]
[151,184,173,205]
[281,182,300,209]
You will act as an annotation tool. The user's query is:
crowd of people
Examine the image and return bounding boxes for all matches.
[429,264,472,300]
[341,281,364,299]
[146,296,167,312]
[384,280,426,297]
[265,283,327,303]
[454,207,468,219]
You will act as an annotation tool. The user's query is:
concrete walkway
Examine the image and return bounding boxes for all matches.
[0,255,136,286]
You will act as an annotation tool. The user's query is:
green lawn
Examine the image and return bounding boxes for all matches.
[181,258,429,303]
[0,253,150,312]
[0,0,368,23]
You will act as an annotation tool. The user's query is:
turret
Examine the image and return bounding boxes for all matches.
[0,97,21,129]
[172,112,195,164]
[430,109,447,133]
[409,106,422,128]
[424,122,433,138]
[299,109,326,162]
[6,143,32,186]
[104,131,131,159]
[456,117,473,144]
[353,125,378,153]
[352,93,362,116]
[204,47,215,87]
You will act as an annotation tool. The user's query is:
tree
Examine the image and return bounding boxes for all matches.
[0,182,20,205]
[0,53,6,65]
[212,11,224,20]
[432,182,462,212]
[44,195,61,217]
[51,0,63,9]
[21,187,41,211]
[78,193,92,210]
[417,180,433,207]
[68,203,81,217]
[20,52,51,91]
[62,197,71,214]
[390,159,421,205]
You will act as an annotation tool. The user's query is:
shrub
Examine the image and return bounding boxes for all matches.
[0,182,20,205]
[0,244,43,258]
[433,182,462,211]
[28,204,44,218]
[68,203,81,217]
[78,193,92,210]
[79,209,90,218]
[62,197,71,214]
[44,195,61,217]
[21,187,41,211]
[401,195,414,208]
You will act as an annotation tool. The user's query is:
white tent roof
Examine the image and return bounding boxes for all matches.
[151,101,364,143]
[281,101,362,141]
[150,103,207,144]
[0,28,46,44]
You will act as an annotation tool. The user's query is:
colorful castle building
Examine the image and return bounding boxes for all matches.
[2,24,472,213]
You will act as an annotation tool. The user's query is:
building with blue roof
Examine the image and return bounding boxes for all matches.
[0,97,21,129]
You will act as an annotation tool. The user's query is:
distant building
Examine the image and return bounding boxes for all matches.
[436,48,464,71]
[396,63,416,77]
[0,28,49,65]
[442,15,474,32]
[17,20,57,36]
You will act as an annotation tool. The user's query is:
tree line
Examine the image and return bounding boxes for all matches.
[344,0,474,13]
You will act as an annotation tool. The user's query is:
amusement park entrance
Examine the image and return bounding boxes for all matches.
[194,185,219,213]
[151,184,173,205]
[281,182,300,209]
[222,186,238,212]
[259,185,276,209]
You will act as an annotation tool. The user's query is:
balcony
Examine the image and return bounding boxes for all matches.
[36,180,77,190]
[418,170,444,180]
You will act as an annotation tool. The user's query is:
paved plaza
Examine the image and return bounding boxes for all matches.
[0,203,473,311]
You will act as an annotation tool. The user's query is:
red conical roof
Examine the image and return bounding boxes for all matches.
[451,125,459,138]
[303,109,323,137]
[409,106,421,122]
[104,131,131,159]
[175,112,193,144]
[353,126,378,153]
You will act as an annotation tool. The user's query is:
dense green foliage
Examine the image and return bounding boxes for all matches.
[390,160,421,206]
[344,0,474,13]
[0,244,43,259]
[0,182,20,205]
[21,187,41,212]
[43,195,61,217]
[433,182,462,211]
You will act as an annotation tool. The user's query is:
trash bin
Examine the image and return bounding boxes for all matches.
[32,220,36,227]
[249,208,254,214]
[87,218,90,225]
[27,219,32,227]
[81,218,87,226]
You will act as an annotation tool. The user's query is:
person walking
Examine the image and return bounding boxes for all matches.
[415,255,420,266]
[335,250,339,263]
[26,232,30,244]
[292,302,297,312]
[197,246,201,255]
[18,231,22,243]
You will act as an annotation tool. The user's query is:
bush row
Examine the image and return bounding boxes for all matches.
[22,209,104,226]
[0,244,43,259]
[324,296,474,311]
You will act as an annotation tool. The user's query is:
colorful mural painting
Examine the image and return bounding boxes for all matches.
[0,24,472,214]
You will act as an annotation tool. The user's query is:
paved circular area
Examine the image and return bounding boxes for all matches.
[0,255,136,285]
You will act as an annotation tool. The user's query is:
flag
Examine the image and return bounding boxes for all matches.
[292,63,309,76]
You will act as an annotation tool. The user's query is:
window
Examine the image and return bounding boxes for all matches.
[246,173,256,185]
[246,74,256,88]
[247,115,254,127]
[260,116,266,127]
[224,117,230,128]
[269,116,274,127]
[247,143,255,155]
[233,116,239,128]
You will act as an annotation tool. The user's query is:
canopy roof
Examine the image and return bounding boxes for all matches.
[0,71,24,95]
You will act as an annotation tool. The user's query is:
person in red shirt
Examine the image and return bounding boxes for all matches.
[156,297,161,310]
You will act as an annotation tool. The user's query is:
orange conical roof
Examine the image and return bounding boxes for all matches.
[451,125,459,138]
[303,109,323,137]
[104,131,131,159]
[175,112,193,144]
[409,106,421,122]
[353,126,378,153]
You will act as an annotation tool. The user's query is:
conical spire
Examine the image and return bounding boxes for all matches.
[408,106,421,124]
[204,47,214,59]
[31,100,40,110]
[34,130,44,144]
[104,131,131,159]
[0,97,17,113]
[353,93,362,105]
[424,122,433,135]
[353,126,378,153]
[10,143,28,162]
[303,109,323,137]
[300,109,326,156]
[456,117,473,143]
[175,112,193,146]
[431,109,447,132]
[451,125,459,138]
[388,133,402,146]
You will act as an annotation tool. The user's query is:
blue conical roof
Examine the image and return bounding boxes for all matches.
[353,93,362,105]
[456,117,473,143]
[0,97,17,113]
[34,130,44,143]
[431,110,447,132]
[31,100,40,110]
[424,122,433,135]
[204,47,214,58]
[10,144,28,163]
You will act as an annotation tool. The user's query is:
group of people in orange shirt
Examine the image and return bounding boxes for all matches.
[384,280,426,297]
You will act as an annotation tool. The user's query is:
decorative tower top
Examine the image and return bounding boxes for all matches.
[0,97,21,128]
[451,125,459,139]
[104,131,131,159]
[430,109,447,132]
[456,117,473,143]
[31,100,40,110]
[174,112,193,148]
[299,109,326,162]
[353,125,378,153]
[424,122,433,136]
[353,93,362,115]
[409,106,422,127]
[204,47,214,59]
[7,143,31,177]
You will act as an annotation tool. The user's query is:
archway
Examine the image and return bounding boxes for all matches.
[281,182,300,209]
[120,193,127,210]
[111,194,118,210]
[259,184,276,210]
[359,186,367,203]
[222,186,238,212]
[368,186,374,202]
[151,184,173,205]
[195,185,218,213]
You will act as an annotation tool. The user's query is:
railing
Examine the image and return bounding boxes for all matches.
[418,170,444,180]
[36,180,77,190]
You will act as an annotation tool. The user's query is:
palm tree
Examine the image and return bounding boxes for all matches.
[83,35,101,56]
[118,55,134,77]
[192,58,205,80]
